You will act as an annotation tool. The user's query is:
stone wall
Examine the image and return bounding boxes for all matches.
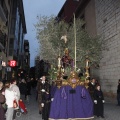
[94,0,120,98]
[85,0,97,37]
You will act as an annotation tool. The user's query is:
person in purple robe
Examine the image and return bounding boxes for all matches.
[50,81,57,100]
[49,71,94,120]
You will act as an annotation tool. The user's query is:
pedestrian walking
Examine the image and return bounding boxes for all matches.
[36,75,50,119]
[25,78,32,104]
[19,79,27,102]
[93,84,105,118]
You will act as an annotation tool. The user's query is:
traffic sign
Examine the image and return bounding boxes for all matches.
[9,60,17,67]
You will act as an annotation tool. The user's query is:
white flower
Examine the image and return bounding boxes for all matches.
[61,35,67,43]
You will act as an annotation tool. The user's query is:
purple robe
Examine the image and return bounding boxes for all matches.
[49,85,94,120]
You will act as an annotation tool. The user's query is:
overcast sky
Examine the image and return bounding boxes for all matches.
[23,0,65,67]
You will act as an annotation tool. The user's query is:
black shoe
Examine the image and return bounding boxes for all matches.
[101,116,104,118]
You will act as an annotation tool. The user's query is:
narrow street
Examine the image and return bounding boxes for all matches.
[16,88,120,120]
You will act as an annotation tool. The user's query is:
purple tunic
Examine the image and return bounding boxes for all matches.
[49,85,94,120]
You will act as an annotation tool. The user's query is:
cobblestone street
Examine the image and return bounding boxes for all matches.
[16,89,120,120]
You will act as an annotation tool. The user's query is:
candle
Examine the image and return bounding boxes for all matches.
[58,56,61,67]
[63,68,65,72]
[86,60,89,67]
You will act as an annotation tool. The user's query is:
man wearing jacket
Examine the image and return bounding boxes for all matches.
[36,76,50,120]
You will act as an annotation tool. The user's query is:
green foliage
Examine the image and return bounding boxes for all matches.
[48,67,58,81]
[35,15,105,68]
[80,76,86,81]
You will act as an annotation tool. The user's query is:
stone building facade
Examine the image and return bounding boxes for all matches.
[94,0,120,99]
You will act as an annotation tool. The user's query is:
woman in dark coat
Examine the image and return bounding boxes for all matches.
[19,79,27,101]
[93,85,105,118]
[0,92,5,120]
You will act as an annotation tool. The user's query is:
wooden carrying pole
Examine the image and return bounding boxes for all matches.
[73,13,76,71]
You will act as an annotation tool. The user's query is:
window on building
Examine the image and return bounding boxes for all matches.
[17,48,19,56]
[10,18,16,34]
[0,31,6,48]
[8,0,10,5]
[80,14,85,21]
[9,38,14,56]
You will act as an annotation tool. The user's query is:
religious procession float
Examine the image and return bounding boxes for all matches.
[48,45,94,120]
[36,13,104,120]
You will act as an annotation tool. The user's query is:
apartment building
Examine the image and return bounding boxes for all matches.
[0,0,27,79]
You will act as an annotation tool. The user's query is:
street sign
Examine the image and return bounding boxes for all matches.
[2,61,6,66]
[9,60,17,67]
[7,67,11,72]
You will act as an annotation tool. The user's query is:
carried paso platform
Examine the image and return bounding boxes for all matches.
[49,48,94,120]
